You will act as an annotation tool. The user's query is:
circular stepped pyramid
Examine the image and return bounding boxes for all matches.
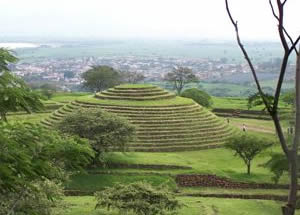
[41,84,238,152]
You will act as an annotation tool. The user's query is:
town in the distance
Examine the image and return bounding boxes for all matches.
[3,39,295,96]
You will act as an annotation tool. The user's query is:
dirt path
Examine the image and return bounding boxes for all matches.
[231,122,275,134]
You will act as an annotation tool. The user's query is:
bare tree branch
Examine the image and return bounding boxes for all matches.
[225,0,273,114]
[282,0,288,6]
[269,0,279,21]
[276,0,289,51]
[269,0,298,55]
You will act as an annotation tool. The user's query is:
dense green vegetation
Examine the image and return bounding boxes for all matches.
[5,89,298,215]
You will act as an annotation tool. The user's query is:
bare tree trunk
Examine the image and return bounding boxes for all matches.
[224,1,300,214]
[282,47,300,215]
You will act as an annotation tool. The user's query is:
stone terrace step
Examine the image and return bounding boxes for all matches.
[114,86,158,90]
[134,133,232,144]
[102,90,169,97]
[95,93,176,101]
[127,143,225,152]
[107,88,163,94]
[129,139,226,147]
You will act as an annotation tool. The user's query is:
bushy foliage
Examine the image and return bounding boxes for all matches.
[95,182,182,215]
[0,122,94,214]
[225,134,273,175]
[0,49,43,122]
[56,108,136,162]
[263,152,300,184]
[281,90,295,107]
[81,65,121,92]
[247,92,274,110]
[181,88,213,108]
[263,153,288,184]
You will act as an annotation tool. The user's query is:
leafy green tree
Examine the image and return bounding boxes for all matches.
[0,122,94,214]
[0,48,18,71]
[81,65,121,92]
[225,134,273,175]
[56,108,136,162]
[281,90,295,107]
[0,49,44,122]
[247,92,274,110]
[181,88,213,108]
[164,66,198,95]
[39,83,57,99]
[95,182,181,215]
[264,152,300,184]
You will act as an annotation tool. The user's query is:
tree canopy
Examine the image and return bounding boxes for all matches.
[56,108,136,162]
[225,134,273,175]
[247,92,274,111]
[0,49,44,121]
[164,66,198,95]
[0,122,94,214]
[81,65,121,92]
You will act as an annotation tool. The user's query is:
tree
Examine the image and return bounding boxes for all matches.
[181,88,213,108]
[0,48,18,71]
[225,134,273,175]
[95,182,182,215]
[225,1,299,213]
[164,66,198,95]
[40,83,57,99]
[0,122,94,214]
[56,108,136,162]
[0,72,43,122]
[281,90,295,107]
[247,92,274,110]
[122,71,145,84]
[0,49,44,122]
[81,65,121,92]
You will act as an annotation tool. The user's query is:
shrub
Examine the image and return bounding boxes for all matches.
[181,88,213,108]
[95,182,182,215]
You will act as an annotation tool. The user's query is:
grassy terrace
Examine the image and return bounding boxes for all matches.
[76,95,194,106]
[115,84,157,88]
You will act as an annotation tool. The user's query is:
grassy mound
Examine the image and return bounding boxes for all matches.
[41,84,237,152]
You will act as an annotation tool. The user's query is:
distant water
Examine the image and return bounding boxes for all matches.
[0,43,39,49]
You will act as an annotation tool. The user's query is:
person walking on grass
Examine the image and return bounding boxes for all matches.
[242,123,247,132]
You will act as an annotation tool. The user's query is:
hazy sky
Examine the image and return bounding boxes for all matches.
[1,0,299,41]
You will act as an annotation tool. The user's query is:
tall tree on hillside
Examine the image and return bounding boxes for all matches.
[122,71,145,84]
[0,48,43,121]
[225,0,300,214]
[81,65,121,92]
[164,66,198,95]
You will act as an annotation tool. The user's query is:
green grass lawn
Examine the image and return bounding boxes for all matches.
[66,174,176,192]
[101,145,287,184]
[115,84,156,88]
[50,92,90,103]
[212,96,289,111]
[55,196,300,215]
